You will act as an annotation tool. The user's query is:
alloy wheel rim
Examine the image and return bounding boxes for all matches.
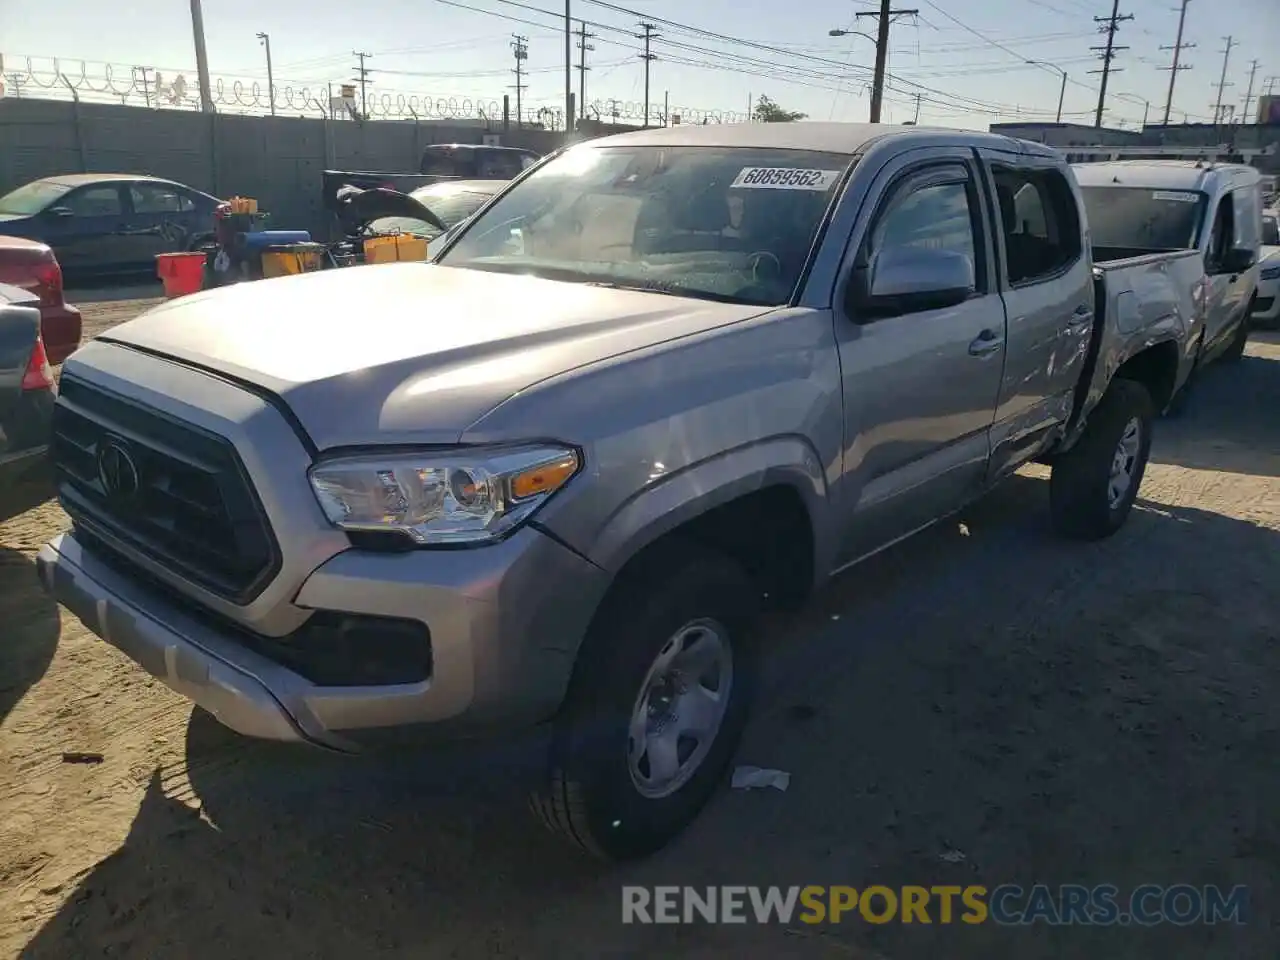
[627,618,734,800]
[1108,417,1142,509]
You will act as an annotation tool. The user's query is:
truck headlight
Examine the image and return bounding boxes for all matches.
[308,445,581,546]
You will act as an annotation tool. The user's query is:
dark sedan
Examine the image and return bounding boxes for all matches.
[0,174,221,278]
[0,283,56,517]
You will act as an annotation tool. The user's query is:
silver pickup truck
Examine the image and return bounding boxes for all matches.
[38,124,1199,860]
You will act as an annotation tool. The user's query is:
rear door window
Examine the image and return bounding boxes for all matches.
[130,184,195,214]
[992,166,1083,285]
[63,185,124,218]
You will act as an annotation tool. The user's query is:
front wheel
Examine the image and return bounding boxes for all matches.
[1050,378,1154,540]
[531,543,758,860]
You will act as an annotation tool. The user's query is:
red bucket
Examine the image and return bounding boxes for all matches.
[155,251,207,298]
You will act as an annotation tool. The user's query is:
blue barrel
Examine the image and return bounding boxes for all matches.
[242,230,312,251]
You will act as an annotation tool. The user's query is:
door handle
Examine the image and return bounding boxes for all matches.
[968,329,1004,356]
[1066,305,1093,333]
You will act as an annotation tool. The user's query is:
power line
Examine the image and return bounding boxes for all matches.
[511,33,529,126]
[351,50,372,119]
[1158,0,1193,125]
[918,0,1094,92]
[1211,35,1236,125]
[637,22,659,127]
[1088,0,1133,128]
[431,0,1082,119]
[598,0,1065,115]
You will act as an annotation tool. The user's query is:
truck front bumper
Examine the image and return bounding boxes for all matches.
[37,527,610,752]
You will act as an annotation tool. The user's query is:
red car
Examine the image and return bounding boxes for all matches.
[0,237,82,364]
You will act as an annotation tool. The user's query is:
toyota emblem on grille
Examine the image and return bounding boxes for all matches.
[97,438,140,500]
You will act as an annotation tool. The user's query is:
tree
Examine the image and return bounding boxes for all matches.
[753,95,808,123]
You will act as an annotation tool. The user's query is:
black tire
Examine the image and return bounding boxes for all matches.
[531,542,758,860]
[1221,305,1252,363]
[1050,378,1154,541]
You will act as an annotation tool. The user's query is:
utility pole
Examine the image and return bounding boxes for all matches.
[575,21,595,121]
[911,92,921,124]
[638,22,659,128]
[510,35,528,128]
[1159,0,1194,124]
[1089,0,1133,128]
[1240,59,1259,125]
[856,0,918,124]
[352,51,372,120]
[1212,35,1236,126]
[564,0,573,133]
[257,32,275,116]
[189,0,214,113]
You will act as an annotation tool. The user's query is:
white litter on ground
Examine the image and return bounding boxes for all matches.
[732,766,791,791]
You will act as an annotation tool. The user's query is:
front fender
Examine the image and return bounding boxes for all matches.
[576,435,835,581]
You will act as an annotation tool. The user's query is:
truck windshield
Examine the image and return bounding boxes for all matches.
[438,144,853,306]
[1079,186,1207,252]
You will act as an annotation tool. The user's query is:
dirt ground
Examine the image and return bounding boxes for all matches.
[1,295,1278,959]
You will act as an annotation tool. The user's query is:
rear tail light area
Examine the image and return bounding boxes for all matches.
[22,336,55,391]
[33,259,64,307]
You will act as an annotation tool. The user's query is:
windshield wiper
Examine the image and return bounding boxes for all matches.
[585,279,766,306]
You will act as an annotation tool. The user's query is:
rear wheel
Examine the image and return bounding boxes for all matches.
[1050,378,1154,540]
[531,543,758,860]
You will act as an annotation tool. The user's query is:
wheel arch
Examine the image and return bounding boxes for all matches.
[583,436,835,611]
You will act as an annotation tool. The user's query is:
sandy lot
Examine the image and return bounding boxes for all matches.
[1,297,1278,959]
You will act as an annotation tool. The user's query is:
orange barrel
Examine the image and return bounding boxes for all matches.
[155,251,207,298]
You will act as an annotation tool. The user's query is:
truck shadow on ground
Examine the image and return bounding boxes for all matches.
[1152,340,1280,478]
[18,469,1280,959]
[0,546,59,727]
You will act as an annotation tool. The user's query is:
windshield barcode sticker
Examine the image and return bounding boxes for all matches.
[1151,191,1198,202]
[731,167,842,190]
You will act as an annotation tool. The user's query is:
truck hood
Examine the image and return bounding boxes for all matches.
[100,263,767,450]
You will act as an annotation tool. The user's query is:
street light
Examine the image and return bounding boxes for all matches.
[1026,60,1067,124]
[829,28,882,122]
[256,32,275,117]
[1114,92,1151,128]
[828,28,880,44]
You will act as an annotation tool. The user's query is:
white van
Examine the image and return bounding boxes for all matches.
[1073,160,1263,364]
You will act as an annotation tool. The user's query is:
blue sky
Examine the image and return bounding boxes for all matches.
[1,0,1276,130]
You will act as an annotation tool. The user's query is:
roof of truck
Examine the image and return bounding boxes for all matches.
[587,122,1058,158]
[1071,160,1261,192]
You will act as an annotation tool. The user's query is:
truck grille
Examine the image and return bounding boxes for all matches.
[52,376,281,605]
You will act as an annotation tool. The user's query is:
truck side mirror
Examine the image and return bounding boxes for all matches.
[849,246,975,320]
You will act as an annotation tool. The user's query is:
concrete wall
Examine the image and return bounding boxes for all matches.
[0,99,565,237]
[990,123,1145,147]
